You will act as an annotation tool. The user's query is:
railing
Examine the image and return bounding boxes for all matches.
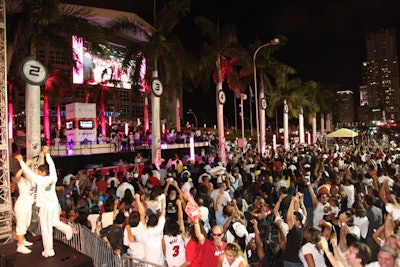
[50,143,115,157]
[35,221,164,267]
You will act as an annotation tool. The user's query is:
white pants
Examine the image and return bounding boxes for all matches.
[14,198,33,236]
[39,202,71,252]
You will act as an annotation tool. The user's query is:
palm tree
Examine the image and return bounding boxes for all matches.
[316,83,335,136]
[6,1,107,73]
[194,16,245,162]
[239,37,296,152]
[267,78,318,149]
[44,69,73,145]
[296,81,319,144]
[109,0,191,165]
[6,0,107,159]
[7,77,24,145]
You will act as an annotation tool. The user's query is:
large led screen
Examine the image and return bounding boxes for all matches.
[73,36,136,89]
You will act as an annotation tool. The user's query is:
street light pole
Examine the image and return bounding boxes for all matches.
[253,38,279,154]
[187,109,198,128]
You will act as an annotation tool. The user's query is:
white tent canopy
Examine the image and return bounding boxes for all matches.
[326,128,358,138]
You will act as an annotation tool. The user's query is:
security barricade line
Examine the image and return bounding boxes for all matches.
[53,222,122,267]
[121,255,165,267]
[52,222,164,267]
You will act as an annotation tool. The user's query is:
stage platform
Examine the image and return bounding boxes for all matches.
[0,236,93,267]
[46,142,211,178]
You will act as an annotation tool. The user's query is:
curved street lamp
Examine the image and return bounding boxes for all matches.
[187,109,198,128]
[253,38,280,154]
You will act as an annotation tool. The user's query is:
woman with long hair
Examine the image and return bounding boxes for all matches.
[217,242,248,267]
[299,227,327,267]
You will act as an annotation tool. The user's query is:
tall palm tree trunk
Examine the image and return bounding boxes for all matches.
[320,112,325,141]
[326,112,332,132]
[176,99,181,132]
[100,92,106,137]
[25,35,43,160]
[312,113,317,144]
[260,91,266,155]
[43,94,50,146]
[283,100,289,150]
[299,106,305,144]
[216,68,226,162]
[151,71,161,167]
[26,83,41,160]
[57,102,61,129]
[144,96,149,133]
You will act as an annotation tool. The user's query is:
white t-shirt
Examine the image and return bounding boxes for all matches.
[299,242,327,267]
[116,182,135,200]
[354,216,369,239]
[101,211,114,229]
[19,154,58,208]
[313,202,328,231]
[123,224,146,259]
[199,206,210,233]
[348,225,361,239]
[343,184,355,209]
[137,216,166,266]
[222,255,246,267]
[181,181,193,193]
[107,176,120,187]
[63,174,74,186]
[210,189,232,212]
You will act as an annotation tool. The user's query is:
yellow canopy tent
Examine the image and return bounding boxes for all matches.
[326,128,358,138]
[326,128,358,147]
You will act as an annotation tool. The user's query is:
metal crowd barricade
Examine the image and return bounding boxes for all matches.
[121,255,164,267]
[52,222,164,267]
[53,222,121,267]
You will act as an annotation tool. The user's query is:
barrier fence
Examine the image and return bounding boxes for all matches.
[34,221,163,267]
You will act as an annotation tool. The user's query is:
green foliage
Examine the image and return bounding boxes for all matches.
[7,0,108,69]
[109,0,192,101]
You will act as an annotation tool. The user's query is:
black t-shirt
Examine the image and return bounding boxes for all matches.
[283,226,303,263]
[260,182,275,205]
[100,224,127,254]
[279,196,291,217]
[166,198,178,222]
[199,194,213,209]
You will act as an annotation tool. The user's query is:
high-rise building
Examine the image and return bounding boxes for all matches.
[364,28,400,122]
[336,90,354,124]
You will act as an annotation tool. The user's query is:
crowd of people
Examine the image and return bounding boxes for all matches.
[11,136,400,267]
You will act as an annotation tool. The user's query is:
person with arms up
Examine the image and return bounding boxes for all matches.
[135,192,166,266]
[14,159,35,254]
[162,197,186,267]
[320,236,371,267]
[282,194,304,267]
[15,146,73,258]
[194,216,227,267]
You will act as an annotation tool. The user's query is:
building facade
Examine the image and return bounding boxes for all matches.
[364,28,400,122]
[336,90,355,124]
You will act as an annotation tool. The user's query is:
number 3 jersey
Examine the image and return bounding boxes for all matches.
[163,234,186,267]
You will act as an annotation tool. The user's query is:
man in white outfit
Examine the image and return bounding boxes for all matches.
[14,160,35,254]
[15,146,73,258]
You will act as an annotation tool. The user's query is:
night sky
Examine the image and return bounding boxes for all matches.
[188,0,400,126]
[64,0,400,126]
